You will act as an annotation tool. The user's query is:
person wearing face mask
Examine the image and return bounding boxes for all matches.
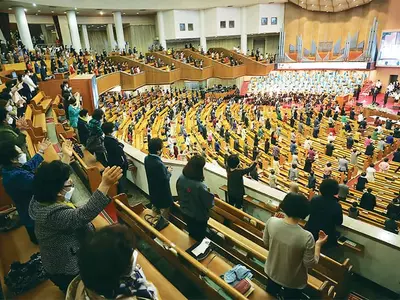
[102,122,129,194]
[29,162,122,293]
[0,139,58,244]
[0,106,29,151]
[86,109,108,167]
[66,224,158,299]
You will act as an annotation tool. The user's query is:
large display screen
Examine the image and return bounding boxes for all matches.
[377,31,400,67]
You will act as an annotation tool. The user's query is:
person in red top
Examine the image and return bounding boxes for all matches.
[173,143,179,159]
[69,64,75,75]
[328,127,336,136]
[26,61,33,72]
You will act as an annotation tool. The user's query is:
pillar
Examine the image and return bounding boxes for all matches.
[58,15,72,47]
[113,11,125,51]
[106,24,116,51]
[240,7,247,55]
[14,7,33,50]
[199,10,207,51]
[81,25,90,50]
[66,10,82,51]
[156,11,166,50]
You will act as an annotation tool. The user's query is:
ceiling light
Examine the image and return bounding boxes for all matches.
[137,12,139,14]
[77,11,79,14]
[38,10,41,12]
[123,12,126,15]
[51,10,54,13]
[24,8,27,12]
[35,13,38,15]
[75,7,77,10]
[100,11,103,15]
[33,3,36,6]
[8,7,11,10]
[64,11,66,13]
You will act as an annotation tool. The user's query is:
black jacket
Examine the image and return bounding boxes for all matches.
[104,135,127,169]
[365,144,374,156]
[306,195,343,247]
[144,155,173,209]
[325,143,334,156]
[359,192,376,211]
[77,118,89,146]
[227,163,256,198]
[355,176,368,191]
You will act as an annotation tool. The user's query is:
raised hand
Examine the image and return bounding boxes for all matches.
[16,118,29,130]
[100,166,123,188]
[316,230,328,246]
[62,140,74,158]
[38,139,52,153]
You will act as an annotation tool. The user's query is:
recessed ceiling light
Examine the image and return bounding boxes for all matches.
[75,7,77,10]
[51,10,54,13]
[35,13,38,15]
[123,12,126,15]
[77,11,79,14]
[8,7,11,10]
[137,12,139,14]
[24,8,27,12]
[38,10,41,12]
[100,11,103,15]
[64,11,66,13]
[32,3,36,6]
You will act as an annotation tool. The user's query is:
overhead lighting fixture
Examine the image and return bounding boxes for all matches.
[64,11,66,13]
[137,12,139,14]
[24,8,27,12]
[75,7,77,10]
[77,11,79,14]
[33,3,36,6]
[38,10,41,12]
[51,10,54,13]
[123,12,126,15]
[8,7,12,10]
[100,11,103,15]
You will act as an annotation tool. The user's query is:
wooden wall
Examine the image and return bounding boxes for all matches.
[283,0,390,53]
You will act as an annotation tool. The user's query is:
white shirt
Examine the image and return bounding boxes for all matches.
[22,74,37,92]
[366,167,376,182]
[303,140,312,150]
[358,114,364,122]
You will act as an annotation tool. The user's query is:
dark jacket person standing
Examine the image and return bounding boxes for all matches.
[177,155,214,241]
[77,109,90,146]
[306,179,343,247]
[102,122,128,194]
[144,138,173,218]
[226,154,256,209]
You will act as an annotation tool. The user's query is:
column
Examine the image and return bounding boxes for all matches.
[14,7,33,50]
[240,7,247,55]
[113,11,125,51]
[66,10,82,51]
[58,15,72,47]
[81,25,90,50]
[156,11,166,50]
[106,24,116,51]
[199,10,207,51]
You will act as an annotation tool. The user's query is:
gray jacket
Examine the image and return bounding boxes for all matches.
[29,190,110,275]
[176,174,214,221]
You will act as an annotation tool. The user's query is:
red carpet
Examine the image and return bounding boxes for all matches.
[240,81,250,96]
[356,93,399,115]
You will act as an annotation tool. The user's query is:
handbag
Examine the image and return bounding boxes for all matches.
[144,214,170,231]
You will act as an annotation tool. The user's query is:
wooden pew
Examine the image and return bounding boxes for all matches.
[24,105,45,141]
[169,202,335,299]
[30,91,53,113]
[115,199,272,300]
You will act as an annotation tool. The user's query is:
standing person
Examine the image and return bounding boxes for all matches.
[325,141,334,156]
[86,109,108,167]
[176,155,214,241]
[264,138,270,155]
[338,155,348,173]
[323,163,333,179]
[269,169,278,188]
[359,188,376,211]
[68,97,80,136]
[384,214,399,234]
[338,179,349,201]
[365,142,375,157]
[355,172,368,191]
[226,154,256,209]
[0,139,56,244]
[102,122,129,194]
[77,109,90,146]
[307,171,316,190]
[29,162,122,293]
[263,193,328,299]
[366,163,376,182]
[348,202,359,219]
[386,196,400,221]
[306,179,343,247]
[144,138,173,218]
[288,164,299,182]
[350,149,360,165]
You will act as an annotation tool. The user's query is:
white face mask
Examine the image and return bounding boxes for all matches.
[17,152,27,164]
[7,116,13,125]
[6,105,12,112]
[64,187,75,201]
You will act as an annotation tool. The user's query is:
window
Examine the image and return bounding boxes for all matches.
[188,23,194,31]
[179,23,186,31]
[261,17,268,25]
[229,20,235,28]
[220,21,226,29]
[271,17,278,25]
